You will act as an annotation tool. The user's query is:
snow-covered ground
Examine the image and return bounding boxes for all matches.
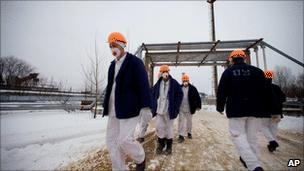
[1,110,107,170]
[1,105,303,170]
[62,108,304,171]
[202,105,304,134]
[279,115,304,134]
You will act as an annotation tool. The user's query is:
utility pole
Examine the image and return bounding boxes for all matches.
[207,0,218,96]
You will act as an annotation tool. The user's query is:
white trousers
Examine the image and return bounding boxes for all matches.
[106,115,145,170]
[178,112,192,136]
[261,116,280,142]
[156,114,174,139]
[229,117,262,171]
[138,111,153,138]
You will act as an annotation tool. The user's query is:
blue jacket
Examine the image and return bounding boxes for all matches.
[151,76,183,119]
[180,84,202,114]
[266,80,286,118]
[102,53,151,119]
[216,62,271,118]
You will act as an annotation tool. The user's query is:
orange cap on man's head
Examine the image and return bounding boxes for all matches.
[229,49,247,60]
[159,65,170,73]
[182,74,189,82]
[107,32,127,44]
[264,70,274,79]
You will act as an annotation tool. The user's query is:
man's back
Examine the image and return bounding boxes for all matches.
[217,63,269,118]
[270,83,286,115]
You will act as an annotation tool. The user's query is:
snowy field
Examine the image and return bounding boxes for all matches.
[202,105,304,133]
[1,110,107,170]
[279,115,304,133]
[1,106,303,170]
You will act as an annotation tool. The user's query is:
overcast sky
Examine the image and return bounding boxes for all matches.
[1,1,303,95]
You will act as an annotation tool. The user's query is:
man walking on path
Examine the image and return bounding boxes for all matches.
[103,32,152,171]
[216,49,271,171]
[151,65,183,155]
[261,70,286,152]
[178,74,202,143]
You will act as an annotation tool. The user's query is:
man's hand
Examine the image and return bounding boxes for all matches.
[216,106,224,114]
[216,107,224,115]
[140,107,153,123]
[271,115,281,123]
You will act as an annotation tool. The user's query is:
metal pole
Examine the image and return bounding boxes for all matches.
[254,46,260,68]
[245,50,251,65]
[261,41,304,68]
[207,0,218,96]
[261,44,267,70]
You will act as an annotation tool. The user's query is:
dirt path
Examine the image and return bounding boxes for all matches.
[59,111,304,170]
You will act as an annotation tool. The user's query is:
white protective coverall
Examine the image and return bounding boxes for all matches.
[261,115,281,142]
[106,54,145,170]
[229,117,262,171]
[156,80,174,139]
[178,86,192,137]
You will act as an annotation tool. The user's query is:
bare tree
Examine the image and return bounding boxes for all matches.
[273,66,295,89]
[55,81,75,112]
[82,32,108,118]
[295,72,304,98]
[0,56,35,86]
[274,65,303,98]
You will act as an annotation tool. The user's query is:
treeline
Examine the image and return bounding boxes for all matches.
[273,66,304,98]
[0,56,70,91]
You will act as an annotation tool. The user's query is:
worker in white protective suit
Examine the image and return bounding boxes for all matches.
[178,74,201,143]
[102,32,152,171]
[151,65,183,155]
[261,70,286,152]
[217,49,272,171]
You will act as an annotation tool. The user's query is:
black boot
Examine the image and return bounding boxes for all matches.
[156,137,165,155]
[253,166,264,171]
[239,156,247,168]
[178,135,185,143]
[137,137,145,143]
[267,140,279,152]
[136,158,145,171]
[187,133,192,139]
[165,138,173,155]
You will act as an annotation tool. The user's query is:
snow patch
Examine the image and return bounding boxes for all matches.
[148,159,159,170]
[279,115,304,134]
[1,110,108,170]
[202,105,217,113]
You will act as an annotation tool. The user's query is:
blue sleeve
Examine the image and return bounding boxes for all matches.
[216,70,229,112]
[102,65,112,108]
[194,86,202,109]
[134,58,152,109]
[175,81,184,111]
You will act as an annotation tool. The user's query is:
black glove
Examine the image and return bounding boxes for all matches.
[216,106,224,113]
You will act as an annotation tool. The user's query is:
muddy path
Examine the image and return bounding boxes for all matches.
[59,111,303,170]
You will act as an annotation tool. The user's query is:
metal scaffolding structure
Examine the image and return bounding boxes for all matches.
[134,38,304,89]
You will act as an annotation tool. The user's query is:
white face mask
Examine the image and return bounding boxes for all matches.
[183,82,189,86]
[111,47,121,58]
[162,72,169,79]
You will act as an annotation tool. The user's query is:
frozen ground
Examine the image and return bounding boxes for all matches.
[0,110,107,170]
[1,106,303,170]
[62,108,304,171]
[279,115,304,133]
